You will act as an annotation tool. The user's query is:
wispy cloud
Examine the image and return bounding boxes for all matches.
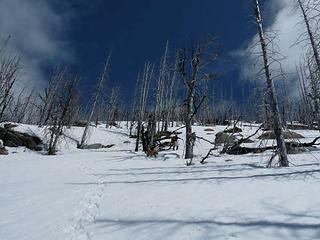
[234,0,317,95]
[0,0,74,92]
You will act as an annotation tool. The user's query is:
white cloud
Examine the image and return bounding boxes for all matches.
[236,0,318,96]
[0,0,73,92]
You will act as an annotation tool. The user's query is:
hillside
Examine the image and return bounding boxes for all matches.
[1,123,320,240]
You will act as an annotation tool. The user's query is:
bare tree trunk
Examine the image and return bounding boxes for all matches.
[39,68,71,126]
[185,81,196,160]
[155,41,169,134]
[253,0,289,167]
[165,55,178,130]
[297,0,320,73]
[0,55,21,122]
[178,46,200,161]
[47,75,79,155]
[79,52,111,148]
[135,62,153,152]
[106,86,119,128]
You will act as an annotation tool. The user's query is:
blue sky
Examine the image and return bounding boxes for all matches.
[0,0,306,102]
[68,0,255,100]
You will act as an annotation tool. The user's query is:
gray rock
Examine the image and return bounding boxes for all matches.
[0,127,42,151]
[224,127,242,133]
[215,132,238,145]
[258,130,304,140]
[81,143,114,149]
[0,147,8,155]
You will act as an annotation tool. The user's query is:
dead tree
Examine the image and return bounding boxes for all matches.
[294,0,320,126]
[296,60,314,125]
[106,86,120,128]
[154,41,169,133]
[135,62,153,152]
[0,54,21,122]
[178,39,219,163]
[178,47,198,161]
[305,56,320,126]
[253,0,289,167]
[79,52,111,148]
[11,88,35,123]
[296,0,320,74]
[47,73,79,155]
[129,71,142,136]
[38,67,66,126]
[165,54,178,129]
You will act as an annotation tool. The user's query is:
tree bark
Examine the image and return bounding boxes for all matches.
[253,0,289,167]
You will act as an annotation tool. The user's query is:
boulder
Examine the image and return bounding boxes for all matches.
[215,132,238,145]
[81,143,115,149]
[258,130,304,140]
[0,127,42,151]
[0,147,8,155]
[3,123,18,129]
[0,140,8,155]
[287,146,306,154]
[223,127,242,133]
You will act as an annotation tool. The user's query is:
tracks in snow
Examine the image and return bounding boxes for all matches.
[61,159,106,240]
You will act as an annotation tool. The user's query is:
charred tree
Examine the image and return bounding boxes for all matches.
[79,52,111,148]
[253,0,289,167]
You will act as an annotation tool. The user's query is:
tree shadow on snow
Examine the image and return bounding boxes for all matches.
[67,168,320,185]
[92,217,320,239]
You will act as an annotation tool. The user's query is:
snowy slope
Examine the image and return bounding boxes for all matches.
[1,123,320,240]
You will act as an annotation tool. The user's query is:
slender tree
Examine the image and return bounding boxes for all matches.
[135,62,153,152]
[79,52,111,148]
[178,39,219,163]
[253,0,289,167]
[0,55,21,122]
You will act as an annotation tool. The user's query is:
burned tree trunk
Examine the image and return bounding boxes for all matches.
[135,62,153,152]
[253,0,289,167]
[297,0,320,74]
[178,39,219,162]
[47,74,79,155]
[38,67,65,126]
[178,48,198,160]
[0,55,21,122]
[79,53,111,148]
[155,41,169,134]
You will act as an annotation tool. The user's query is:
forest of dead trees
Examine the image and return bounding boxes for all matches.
[0,0,320,166]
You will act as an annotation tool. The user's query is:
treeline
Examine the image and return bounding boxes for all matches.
[0,0,319,164]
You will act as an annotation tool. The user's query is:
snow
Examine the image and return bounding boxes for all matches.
[1,123,320,239]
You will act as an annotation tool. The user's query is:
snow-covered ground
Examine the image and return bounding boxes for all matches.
[1,123,320,240]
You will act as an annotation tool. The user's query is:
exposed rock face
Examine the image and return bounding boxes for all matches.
[0,147,8,155]
[0,127,42,151]
[215,132,238,145]
[258,130,304,140]
[223,127,242,133]
[81,143,115,149]
[3,123,18,129]
[0,140,8,155]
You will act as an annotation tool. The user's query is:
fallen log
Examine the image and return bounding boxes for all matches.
[220,126,262,154]
[225,136,320,155]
